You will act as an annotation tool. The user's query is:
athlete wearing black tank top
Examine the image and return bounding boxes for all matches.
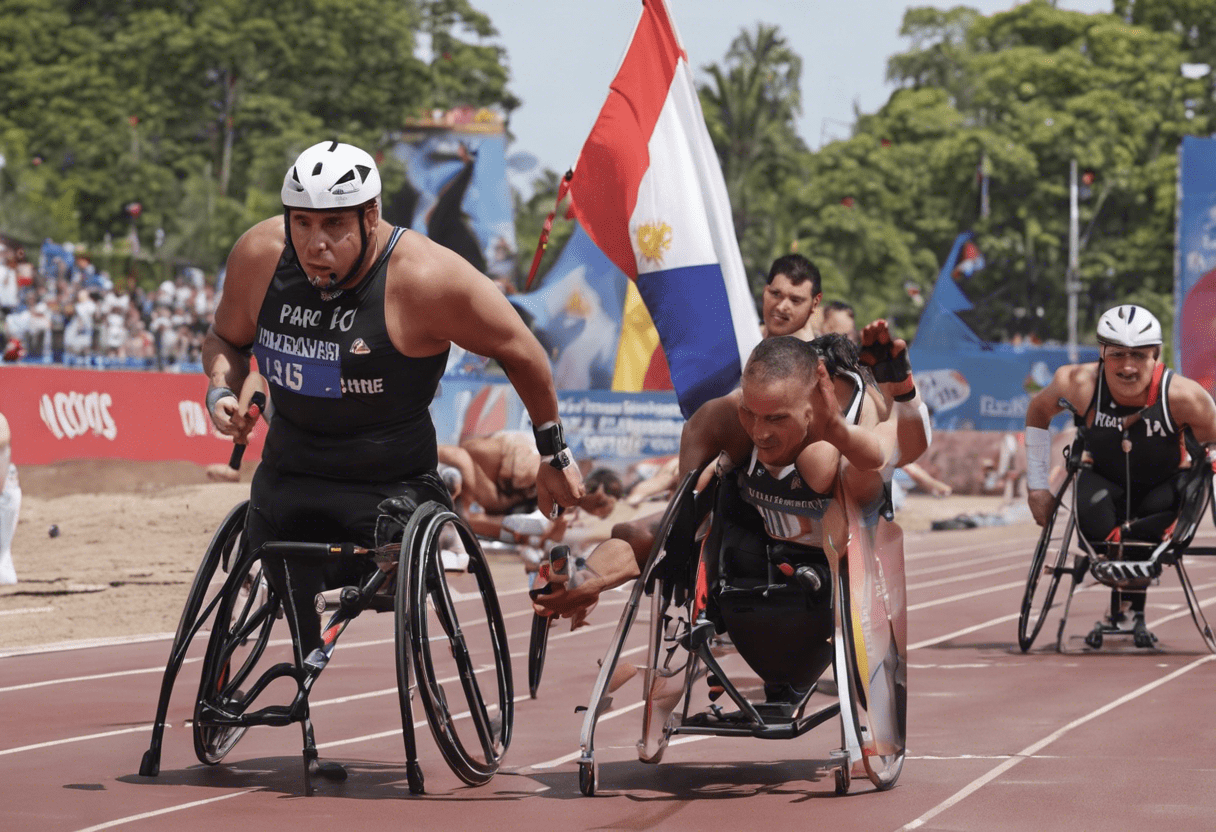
[1025,305,1216,637]
[201,141,585,667]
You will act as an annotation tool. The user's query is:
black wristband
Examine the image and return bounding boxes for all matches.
[894,384,917,403]
[533,421,567,456]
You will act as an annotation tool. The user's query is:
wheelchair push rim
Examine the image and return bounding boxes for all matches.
[398,502,514,786]
[1018,471,1076,652]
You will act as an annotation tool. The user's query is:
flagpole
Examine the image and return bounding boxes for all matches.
[1067,159,1079,363]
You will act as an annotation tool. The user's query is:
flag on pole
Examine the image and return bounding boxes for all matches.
[562,0,759,417]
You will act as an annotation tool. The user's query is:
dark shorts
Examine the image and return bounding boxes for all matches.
[247,465,452,659]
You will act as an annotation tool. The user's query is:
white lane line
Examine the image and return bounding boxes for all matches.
[904,536,1034,563]
[315,692,529,750]
[907,563,1025,592]
[907,551,1024,579]
[73,790,257,832]
[908,614,1021,651]
[0,664,172,694]
[898,653,1216,831]
[907,581,1025,612]
[0,724,158,757]
[527,700,648,770]
[0,606,54,617]
[0,632,176,660]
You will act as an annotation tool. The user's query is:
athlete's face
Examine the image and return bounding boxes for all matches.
[289,206,374,291]
[1102,344,1159,403]
[762,275,819,337]
[738,373,814,467]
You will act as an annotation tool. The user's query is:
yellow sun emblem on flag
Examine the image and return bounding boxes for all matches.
[635,221,673,266]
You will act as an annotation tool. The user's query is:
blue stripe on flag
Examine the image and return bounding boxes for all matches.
[635,261,743,417]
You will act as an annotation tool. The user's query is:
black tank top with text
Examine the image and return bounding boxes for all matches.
[1082,361,1183,493]
[253,227,449,481]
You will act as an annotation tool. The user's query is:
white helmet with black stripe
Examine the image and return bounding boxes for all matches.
[281,140,382,297]
[282,140,381,210]
[1096,305,1162,349]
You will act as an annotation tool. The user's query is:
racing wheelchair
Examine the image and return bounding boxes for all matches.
[1018,399,1216,653]
[574,467,907,797]
[138,497,514,795]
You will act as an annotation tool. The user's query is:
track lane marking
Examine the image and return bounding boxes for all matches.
[907,581,1025,611]
[899,653,1216,831]
[73,790,257,832]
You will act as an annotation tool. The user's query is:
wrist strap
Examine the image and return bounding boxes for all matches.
[533,420,567,456]
[206,386,236,414]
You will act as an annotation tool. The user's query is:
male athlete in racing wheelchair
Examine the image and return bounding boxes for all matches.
[1019,305,1216,653]
[138,139,584,796]
[566,331,926,795]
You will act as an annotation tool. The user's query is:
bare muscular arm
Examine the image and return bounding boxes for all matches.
[1167,376,1216,445]
[385,236,582,513]
[202,217,282,439]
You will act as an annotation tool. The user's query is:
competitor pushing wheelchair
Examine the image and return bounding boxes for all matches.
[197,140,584,781]
[1024,305,1216,647]
[568,332,924,794]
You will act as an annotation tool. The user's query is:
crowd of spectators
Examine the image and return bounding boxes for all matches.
[0,238,219,372]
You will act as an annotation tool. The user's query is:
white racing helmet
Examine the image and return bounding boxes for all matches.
[1096,304,1163,349]
[282,140,382,296]
[282,140,381,210]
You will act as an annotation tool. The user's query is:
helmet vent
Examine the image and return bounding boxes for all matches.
[312,162,323,176]
[327,140,339,152]
[356,164,371,182]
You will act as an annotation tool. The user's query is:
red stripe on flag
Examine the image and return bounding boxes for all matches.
[569,0,684,279]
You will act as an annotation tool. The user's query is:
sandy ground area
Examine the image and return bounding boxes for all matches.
[0,460,1032,651]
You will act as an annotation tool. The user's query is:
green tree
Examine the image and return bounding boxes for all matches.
[698,24,808,292]
[0,0,517,276]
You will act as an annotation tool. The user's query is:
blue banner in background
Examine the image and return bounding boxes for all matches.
[1176,136,1216,395]
[508,224,629,390]
[912,343,1097,432]
[431,379,683,466]
[387,117,516,283]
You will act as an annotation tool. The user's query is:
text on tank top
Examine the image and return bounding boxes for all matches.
[253,227,449,481]
[1083,361,1182,492]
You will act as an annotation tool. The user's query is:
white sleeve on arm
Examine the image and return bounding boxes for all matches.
[1025,426,1052,490]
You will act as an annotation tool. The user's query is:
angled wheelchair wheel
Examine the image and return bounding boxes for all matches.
[193,548,281,766]
[1018,471,1076,652]
[140,501,249,777]
[399,502,513,786]
[835,565,905,791]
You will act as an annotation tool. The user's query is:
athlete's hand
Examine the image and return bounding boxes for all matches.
[208,392,251,440]
[1028,488,1055,527]
[532,578,602,627]
[860,319,912,381]
[536,458,585,519]
[812,361,849,446]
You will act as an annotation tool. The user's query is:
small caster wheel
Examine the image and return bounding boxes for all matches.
[1084,627,1103,650]
[578,758,598,796]
[407,760,425,795]
[834,764,851,795]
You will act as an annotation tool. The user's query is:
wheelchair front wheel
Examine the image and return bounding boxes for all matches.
[397,503,513,787]
[1018,476,1076,652]
[193,552,280,765]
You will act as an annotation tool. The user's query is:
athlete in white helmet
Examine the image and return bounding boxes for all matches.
[202,141,585,742]
[1025,304,1216,646]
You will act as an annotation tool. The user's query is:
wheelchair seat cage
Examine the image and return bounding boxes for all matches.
[573,467,907,797]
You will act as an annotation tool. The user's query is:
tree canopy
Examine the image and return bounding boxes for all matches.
[0,0,516,274]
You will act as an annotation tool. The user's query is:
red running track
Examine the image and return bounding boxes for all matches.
[2,521,1215,832]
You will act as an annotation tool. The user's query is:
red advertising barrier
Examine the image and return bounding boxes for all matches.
[0,365,265,466]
